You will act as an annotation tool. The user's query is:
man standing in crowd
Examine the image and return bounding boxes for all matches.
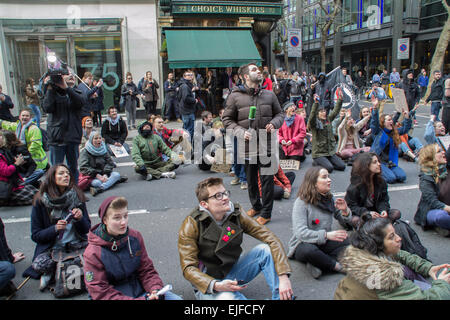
[354,70,366,99]
[77,72,103,118]
[0,108,49,172]
[178,71,197,144]
[342,68,353,86]
[223,62,284,225]
[390,67,400,87]
[426,70,445,122]
[141,71,159,117]
[0,84,15,122]
[398,69,421,125]
[178,177,293,300]
[163,72,180,123]
[418,69,429,99]
[380,69,390,94]
[42,69,84,182]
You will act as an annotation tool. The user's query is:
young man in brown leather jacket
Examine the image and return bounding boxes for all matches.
[178,177,293,300]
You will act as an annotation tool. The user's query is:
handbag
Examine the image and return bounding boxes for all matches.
[50,244,87,298]
[0,180,12,201]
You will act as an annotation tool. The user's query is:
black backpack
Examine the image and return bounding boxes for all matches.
[393,220,428,260]
[39,128,49,152]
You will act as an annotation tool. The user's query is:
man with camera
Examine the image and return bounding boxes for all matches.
[0,84,15,122]
[42,70,84,183]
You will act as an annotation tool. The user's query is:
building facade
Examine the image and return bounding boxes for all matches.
[0,0,160,113]
[279,0,449,79]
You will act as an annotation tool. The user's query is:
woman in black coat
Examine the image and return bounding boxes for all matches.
[344,152,401,230]
[23,164,90,290]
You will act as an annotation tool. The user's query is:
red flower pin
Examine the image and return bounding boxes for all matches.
[312,219,320,225]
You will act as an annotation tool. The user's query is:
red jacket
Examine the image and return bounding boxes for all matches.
[278,114,306,157]
[258,166,291,197]
[263,78,273,91]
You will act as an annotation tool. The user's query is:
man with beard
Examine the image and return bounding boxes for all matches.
[426,71,445,122]
[178,71,198,144]
[222,63,284,225]
[398,70,420,125]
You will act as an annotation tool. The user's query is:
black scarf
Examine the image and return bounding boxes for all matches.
[316,193,335,214]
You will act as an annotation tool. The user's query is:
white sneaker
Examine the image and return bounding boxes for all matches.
[162,171,176,179]
[146,174,153,181]
[230,177,240,185]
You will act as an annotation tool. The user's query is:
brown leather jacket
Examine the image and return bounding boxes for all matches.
[178,203,291,294]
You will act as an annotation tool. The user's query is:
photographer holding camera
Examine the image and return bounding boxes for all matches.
[42,68,84,183]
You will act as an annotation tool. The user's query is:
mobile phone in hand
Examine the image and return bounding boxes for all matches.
[237,280,247,287]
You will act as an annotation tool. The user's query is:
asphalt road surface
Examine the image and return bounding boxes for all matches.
[1,101,449,301]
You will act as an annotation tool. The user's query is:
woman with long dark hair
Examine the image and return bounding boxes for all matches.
[344,152,401,229]
[334,217,450,300]
[23,164,91,291]
[369,96,411,184]
[287,166,352,279]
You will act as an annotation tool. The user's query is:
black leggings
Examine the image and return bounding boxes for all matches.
[294,239,350,272]
[313,154,346,173]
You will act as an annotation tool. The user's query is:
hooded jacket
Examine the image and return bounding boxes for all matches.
[178,78,196,115]
[131,121,176,168]
[83,196,163,300]
[278,114,306,157]
[334,246,450,300]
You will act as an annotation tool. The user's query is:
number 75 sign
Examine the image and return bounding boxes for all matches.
[81,62,120,90]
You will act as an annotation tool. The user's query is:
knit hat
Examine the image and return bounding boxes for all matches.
[282,101,296,112]
[297,100,304,109]
[98,196,119,221]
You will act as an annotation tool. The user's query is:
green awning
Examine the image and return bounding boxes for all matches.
[165,29,262,69]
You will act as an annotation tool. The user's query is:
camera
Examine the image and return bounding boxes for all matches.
[46,52,69,85]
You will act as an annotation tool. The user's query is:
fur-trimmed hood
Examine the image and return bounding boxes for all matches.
[340,246,404,291]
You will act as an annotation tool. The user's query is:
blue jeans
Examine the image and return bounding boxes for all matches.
[25,169,45,185]
[91,171,121,191]
[427,209,450,230]
[194,244,280,300]
[0,261,15,290]
[49,143,80,183]
[28,104,41,128]
[181,113,195,144]
[232,136,247,183]
[431,102,442,122]
[381,163,406,184]
[400,137,423,154]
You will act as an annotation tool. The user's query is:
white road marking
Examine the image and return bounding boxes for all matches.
[115,162,135,167]
[332,184,419,197]
[2,209,149,224]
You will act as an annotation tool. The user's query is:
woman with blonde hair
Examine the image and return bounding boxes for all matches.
[414,143,450,236]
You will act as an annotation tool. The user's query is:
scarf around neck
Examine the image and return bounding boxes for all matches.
[85,132,108,156]
[315,193,335,214]
[15,120,34,144]
[95,223,129,243]
[41,188,81,221]
[422,164,448,182]
[380,128,399,165]
[106,115,121,126]
[285,114,296,128]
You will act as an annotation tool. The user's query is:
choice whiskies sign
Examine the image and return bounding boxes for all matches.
[172,1,282,16]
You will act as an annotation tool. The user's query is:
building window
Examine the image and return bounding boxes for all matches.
[420,0,449,30]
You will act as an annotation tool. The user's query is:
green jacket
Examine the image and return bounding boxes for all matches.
[308,99,343,159]
[131,129,176,168]
[335,246,450,300]
[1,120,48,170]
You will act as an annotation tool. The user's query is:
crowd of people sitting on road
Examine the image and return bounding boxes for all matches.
[0,63,449,300]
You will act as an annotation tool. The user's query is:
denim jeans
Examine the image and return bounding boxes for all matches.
[381,163,406,184]
[28,104,41,128]
[431,102,442,122]
[49,143,80,183]
[232,164,247,183]
[0,261,15,290]
[400,138,423,154]
[427,209,450,230]
[91,171,121,191]
[181,113,196,144]
[25,169,45,185]
[194,244,280,300]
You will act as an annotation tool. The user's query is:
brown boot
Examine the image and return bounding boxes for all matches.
[256,216,271,225]
[246,208,260,217]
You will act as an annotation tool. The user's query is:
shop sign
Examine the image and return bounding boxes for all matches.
[172,2,282,16]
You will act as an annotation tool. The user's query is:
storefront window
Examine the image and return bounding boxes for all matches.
[74,36,122,108]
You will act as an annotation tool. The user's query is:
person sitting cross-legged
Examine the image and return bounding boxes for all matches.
[178,177,294,300]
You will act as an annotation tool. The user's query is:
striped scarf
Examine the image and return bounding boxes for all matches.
[15,120,34,144]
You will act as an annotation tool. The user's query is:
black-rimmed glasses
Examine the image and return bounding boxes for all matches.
[207,190,230,201]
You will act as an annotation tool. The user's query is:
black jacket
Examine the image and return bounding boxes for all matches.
[178,78,196,115]
[345,175,390,217]
[77,83,100,117]
[414,173,447,227]
[426,78,445,103]
[42,86,84,145]
[0,217,14,262]
[397,79,420,109]
[101,118,128,145]
[0,94,14,122]
[10,144,37,179]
